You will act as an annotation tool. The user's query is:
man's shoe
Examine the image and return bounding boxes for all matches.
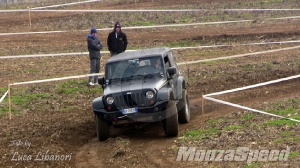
[94,83,99,85]
[88,82,94,86]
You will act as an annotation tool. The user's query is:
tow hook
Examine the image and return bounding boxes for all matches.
[114,118,118,124]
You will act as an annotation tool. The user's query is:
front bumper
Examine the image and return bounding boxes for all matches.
[94,100,173,124]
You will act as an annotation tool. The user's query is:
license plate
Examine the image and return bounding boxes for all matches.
[122,107,138,114]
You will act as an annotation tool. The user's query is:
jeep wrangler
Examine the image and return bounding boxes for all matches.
[92,47,190,141]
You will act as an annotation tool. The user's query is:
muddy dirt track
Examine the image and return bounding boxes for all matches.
[1,0,300,167]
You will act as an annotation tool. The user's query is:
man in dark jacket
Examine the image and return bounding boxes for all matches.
[87,28,103,86]
[107,22,128,56]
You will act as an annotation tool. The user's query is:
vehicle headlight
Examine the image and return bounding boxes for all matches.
[145,91,154,99]
[106,96,114,104]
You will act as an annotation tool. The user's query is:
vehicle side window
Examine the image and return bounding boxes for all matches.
[168,52,175,67]
[168,52,179,70]
[164,56,171,70]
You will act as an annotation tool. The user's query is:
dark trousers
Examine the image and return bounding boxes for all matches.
[110,51,120,57]
[89,58,100,83]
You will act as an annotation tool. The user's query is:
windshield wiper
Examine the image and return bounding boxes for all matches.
[121,76,134,81]
[144,74,156,79]
[110,78,122,81]
[134,74,145,78]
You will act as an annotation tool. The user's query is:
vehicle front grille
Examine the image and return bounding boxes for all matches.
[114,93,145,109]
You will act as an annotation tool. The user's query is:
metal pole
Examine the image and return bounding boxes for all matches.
[8,81,11,120]
[201,93,205,129]
[28,7,31,28]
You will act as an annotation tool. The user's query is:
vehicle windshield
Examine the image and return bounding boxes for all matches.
[105,56,164,81]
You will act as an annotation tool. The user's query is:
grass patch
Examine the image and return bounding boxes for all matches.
[264,118,298,127]
[54,79,103,95]
[88,87,102,94]
[274,136,300,143]
[280,131,294,136]
[184,128,219,141]
[241,113,255,119]
[266,106,298,115]
[23,68,38,73]
[166,40,203,48]
[274,138,285,143]
[186,77,197,81]
[195,50,245,58]
[0,106,20,115]
[200,59,233,65]
[263,101,300,127]
[0,87,8,92]
[269,97,300,108]
[62,87,83,94]
[202,15,219,21]
[0,107,9,115]
[128,21,155,26]
[243,64,254,71]
[12,93,49,105]
[289,151,300,158]
[243,163,261,168]
[266,62,273,69]
[255,124,265,129]
[224,125,242,130]
[1,79,103,114]
[3,91,50,114]
[180,16,191,22]
[292,98,300,104]
[206,117,225,125]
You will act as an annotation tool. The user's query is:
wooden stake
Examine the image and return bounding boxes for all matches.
[28,7,32,28]
[201,93,205,129]
[8,81,11,120]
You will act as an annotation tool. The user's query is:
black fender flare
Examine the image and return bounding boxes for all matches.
[174,76,185,100]
[156,87,174,101]
[92,96,105,110]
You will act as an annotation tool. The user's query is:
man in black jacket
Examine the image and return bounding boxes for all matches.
[107,22,128,56]
[87,28,103,86]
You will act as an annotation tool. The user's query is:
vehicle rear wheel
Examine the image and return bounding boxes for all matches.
[178,89,190,123]
[163,101,178,137]
[95,114,111,141]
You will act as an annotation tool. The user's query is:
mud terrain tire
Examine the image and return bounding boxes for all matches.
[163,101,178,137]
[178,89,190,123]
[96,115,111,141]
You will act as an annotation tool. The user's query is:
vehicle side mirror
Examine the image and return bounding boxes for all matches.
[98,77,105,85]
[167,67,177,77]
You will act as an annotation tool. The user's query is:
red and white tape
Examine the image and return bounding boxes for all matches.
[2,9,300,13]
[1,15,300,36]
[31,0,100,10]
[203,74,300,123]
[1,42,300,59]
[0,90,8,103]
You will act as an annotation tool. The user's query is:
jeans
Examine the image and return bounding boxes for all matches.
[89,58,100,83]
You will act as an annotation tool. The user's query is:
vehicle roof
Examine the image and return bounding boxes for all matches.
[106,47,171,63]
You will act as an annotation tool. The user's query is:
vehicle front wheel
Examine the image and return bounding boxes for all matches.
[178,89,190,123]
[95,114,111,141]
[163,101,178,137]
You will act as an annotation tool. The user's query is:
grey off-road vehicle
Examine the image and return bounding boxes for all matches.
[92,47,190,141]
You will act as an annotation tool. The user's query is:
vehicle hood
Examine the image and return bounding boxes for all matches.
[104,78,166,95]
